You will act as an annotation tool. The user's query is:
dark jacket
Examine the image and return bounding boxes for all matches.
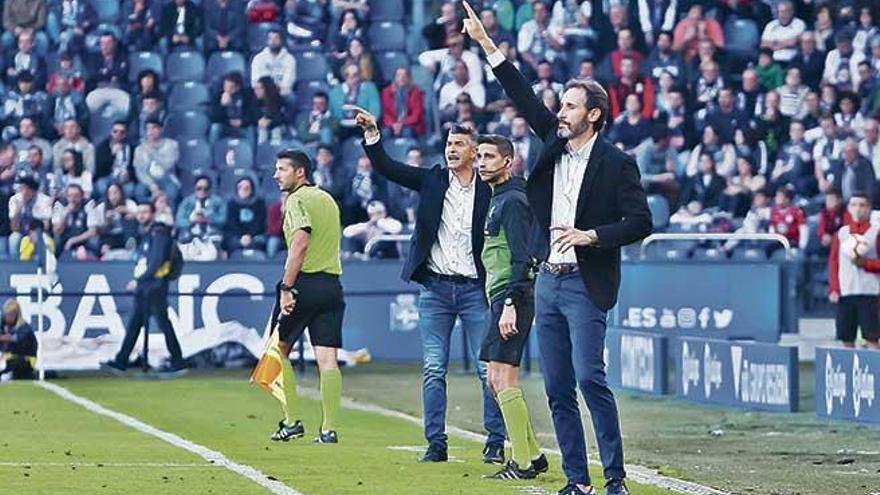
[492,59,652,311]
[135,222,173,286]
[681,173,726,209]
[363,138,491,284]
[95,138,134,182]
[85,52,129,91]
[832,158,877,205]
[204,0,246,53]
[483,176,532,303]
[160,1,203,44]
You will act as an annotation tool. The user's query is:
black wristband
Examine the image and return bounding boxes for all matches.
[279,282,298,294]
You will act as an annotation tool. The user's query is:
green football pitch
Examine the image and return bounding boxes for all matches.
[1,363,879,495]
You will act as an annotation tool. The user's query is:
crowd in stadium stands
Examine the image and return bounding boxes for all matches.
[0,0,878,263]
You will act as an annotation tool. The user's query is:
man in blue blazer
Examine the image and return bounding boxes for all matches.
[463,2,652,494]
[347,105,506,465]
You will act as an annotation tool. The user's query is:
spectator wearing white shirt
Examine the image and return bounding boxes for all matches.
[51,119,94,175]
[342,200,403,259]
[418,33,483,92]
[760,0,805,63]
[777,67,809,119]
[823,28,866,90]
[8,175,52,258]
[439,60,485,110]
[250,28,296,98]
[517,0,563,81]
[51,183,100,258]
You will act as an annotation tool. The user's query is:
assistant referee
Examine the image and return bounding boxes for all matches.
[268,149,345,445]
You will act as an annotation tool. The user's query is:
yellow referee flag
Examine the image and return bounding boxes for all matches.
[249,327,287,405]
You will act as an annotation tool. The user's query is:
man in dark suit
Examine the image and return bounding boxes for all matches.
[464,3,652,494]
[348,105,506,465]
[160,0,202,50]
[204,0,246,55]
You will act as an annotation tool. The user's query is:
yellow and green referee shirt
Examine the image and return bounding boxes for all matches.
[283,185,342,275]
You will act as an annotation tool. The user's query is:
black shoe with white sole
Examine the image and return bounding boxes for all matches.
[486,460,537,480]
[314,430,338,444]
[558,483,597,494]
[604,478,629,495]
[270,420,304,441]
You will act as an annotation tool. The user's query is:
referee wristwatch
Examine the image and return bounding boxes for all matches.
[503,297,514,307]
[279,282,298,295]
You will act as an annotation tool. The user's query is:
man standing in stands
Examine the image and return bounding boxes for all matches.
[829,191,880,349]
[348,105,506,465]
[464,2,652,494]
[101,201,186,375]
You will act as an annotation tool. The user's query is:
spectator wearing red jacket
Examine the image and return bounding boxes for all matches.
[608,56,655,120]
[828,192,880,348]
[380,67,426,138]
[769,186,807,248]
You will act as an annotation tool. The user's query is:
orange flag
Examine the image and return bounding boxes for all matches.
[249,327,287,405]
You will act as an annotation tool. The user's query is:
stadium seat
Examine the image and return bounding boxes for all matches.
[383,137,418,164]
[178,167,217,197]
[293,80,330,112]
[341,137,364,166]
[295,51,329,82]
[165,111,210,140]
[165,50,206,83]
[641,243,691,261]
[375,51,409,85]
[647,195,670,231]
[90,0,121,23]
[692,247,728,261]
[258,168,282,200]
[206,51,247,87]
[218,167,258,196]
[247,23,279,53]
[730,247,768,261]
[168,82,210,111]
[128,51,164,82]
[368,22,406,53]
[723,17,759,63]
[178,139,212,170]
[229,249,268,261]
[89,106,127,143]
[369,0,405,22]
[212,138,254,170]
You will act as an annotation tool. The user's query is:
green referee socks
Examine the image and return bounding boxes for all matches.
[319,368,342,432]
[524,402,541,459]
[281,357,298,424]
[497,387,532,467]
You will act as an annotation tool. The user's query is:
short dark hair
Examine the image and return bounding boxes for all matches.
[850,190,871,202]
[277,149,313,176]
[194,174,212,188]
[137,200,156,212]
[563,78,610,132]
[448,124,478,143]
[777,185,794,199]
[826,186,841,197]
[477,134,514,159]
[313,91,328,101]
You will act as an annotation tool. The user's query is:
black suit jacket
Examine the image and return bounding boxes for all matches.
[492,59,652,311]
[363,138,490,285]
[160,1,203,43]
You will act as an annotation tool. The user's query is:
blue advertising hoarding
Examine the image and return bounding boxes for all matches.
[605,328,668,395]
[815,347,880,424]
[614,263,782,342]
[675,336,798,412]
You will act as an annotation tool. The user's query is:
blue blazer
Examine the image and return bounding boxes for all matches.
[363,138,490,285]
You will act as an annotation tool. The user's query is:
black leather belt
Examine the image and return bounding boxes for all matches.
[539,262,580,275]
[426,272,480,284]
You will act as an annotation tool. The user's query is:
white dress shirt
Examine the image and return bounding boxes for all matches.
[426,171,478,278]
[548,135,597,264]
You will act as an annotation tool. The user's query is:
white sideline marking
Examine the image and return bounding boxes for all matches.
[301,387,732,495]
[36,381,301,495]
[0,461,219,468]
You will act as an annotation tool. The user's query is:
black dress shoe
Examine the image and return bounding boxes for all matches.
[419,444,448,462]
[532,453,549,474]
[482,443,505,464]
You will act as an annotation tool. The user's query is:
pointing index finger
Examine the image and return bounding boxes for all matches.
[462,0,477,20]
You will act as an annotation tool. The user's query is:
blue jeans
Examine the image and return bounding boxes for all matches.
[418,275,505,449]
[535,271,625,485]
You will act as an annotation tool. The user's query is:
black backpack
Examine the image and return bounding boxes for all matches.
[166,242,185,281]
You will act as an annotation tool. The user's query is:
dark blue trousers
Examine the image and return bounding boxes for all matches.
[535,271,625,485]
